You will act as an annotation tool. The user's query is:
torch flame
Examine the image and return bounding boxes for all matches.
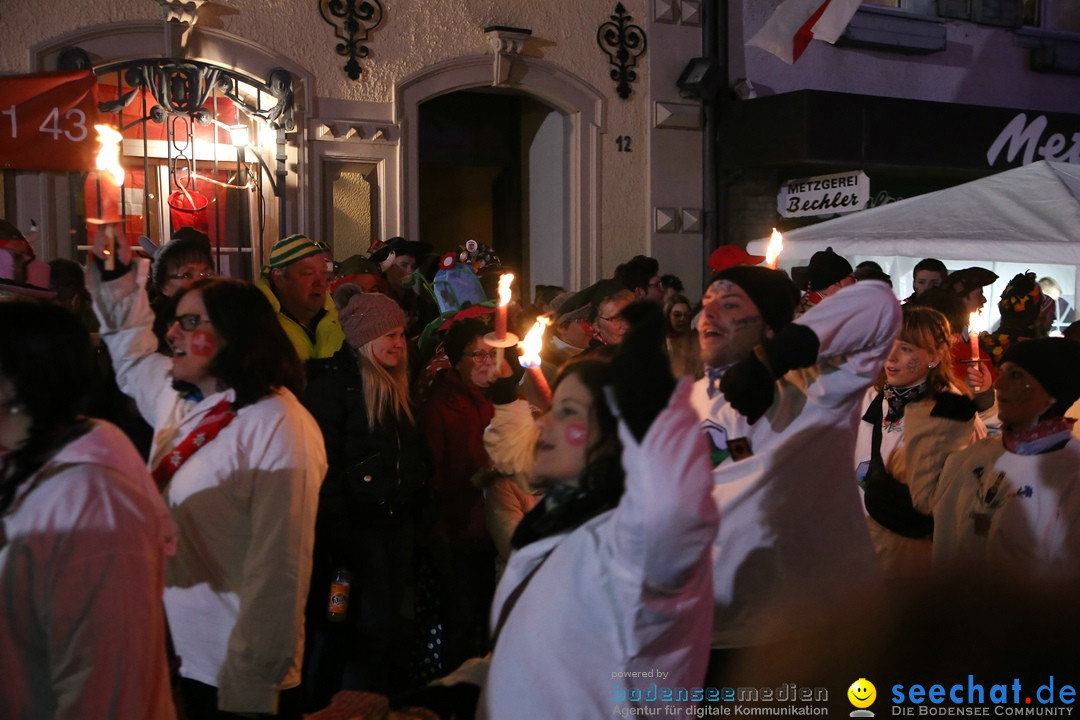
[497,272,515,307]
[968,310,985,334]
[518,315,550,369]
[765,228,783,269]
[95,124,125,186]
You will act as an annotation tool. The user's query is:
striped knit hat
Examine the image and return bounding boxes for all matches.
[262,234,328,274]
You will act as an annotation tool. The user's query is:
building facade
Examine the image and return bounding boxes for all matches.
[3,0,1080,298]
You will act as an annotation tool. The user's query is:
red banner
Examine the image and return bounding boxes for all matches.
[0,70,101,172]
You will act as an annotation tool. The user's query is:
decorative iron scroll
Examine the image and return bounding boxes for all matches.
[86,57,295,132]
[597,3,647,100]
[319,0,385,81]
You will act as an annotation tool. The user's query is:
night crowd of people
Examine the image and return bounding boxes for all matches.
[2,217,1080,719]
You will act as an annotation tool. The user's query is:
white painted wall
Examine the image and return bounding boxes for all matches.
[523,104,569,298]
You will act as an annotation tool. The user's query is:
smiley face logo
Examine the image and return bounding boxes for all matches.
[848,678,876,709]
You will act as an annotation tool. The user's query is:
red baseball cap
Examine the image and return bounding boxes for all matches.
[707,245,766,274]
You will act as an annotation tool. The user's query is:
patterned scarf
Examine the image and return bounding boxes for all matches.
[1002,417,1075,456]
[151,398,237,490]
[882,382,928,423]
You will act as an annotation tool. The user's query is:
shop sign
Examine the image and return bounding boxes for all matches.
[0,70,100,173]
[778,170,869,218]
[987,112,1080,167]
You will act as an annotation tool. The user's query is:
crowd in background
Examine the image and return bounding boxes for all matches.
[2,215,1080,719]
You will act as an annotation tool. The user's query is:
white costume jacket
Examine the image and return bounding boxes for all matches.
[854,385,986,580]
[0,421,176,720]
[904,400,1080,581]
[89,261,326,714]
[691,280,901,648]
[483,379,718,719]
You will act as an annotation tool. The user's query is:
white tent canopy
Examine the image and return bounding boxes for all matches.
[747,160,1080,330]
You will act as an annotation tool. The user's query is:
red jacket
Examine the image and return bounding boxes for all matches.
[419,368,495,545]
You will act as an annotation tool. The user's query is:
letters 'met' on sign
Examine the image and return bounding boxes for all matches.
[0,70,101,173]
[778,170,869,218]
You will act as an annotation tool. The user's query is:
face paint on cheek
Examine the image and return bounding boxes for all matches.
[565,423,589,446]
[906,358,919,373]
[189,329,217,357]
[730,315,763,332]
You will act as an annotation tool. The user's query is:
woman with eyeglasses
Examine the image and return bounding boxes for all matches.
[418,317,500,673]
[86,235,327,719]
[149,227,215,353]
[0,301,176,720]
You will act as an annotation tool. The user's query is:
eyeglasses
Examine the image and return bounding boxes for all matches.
[648,279,663,289]
[598,315,628,326]
[171,314,213,331]
[463,350,498,361]
[168,270,215,281]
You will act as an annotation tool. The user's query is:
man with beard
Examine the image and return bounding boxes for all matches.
[691,265,901,680]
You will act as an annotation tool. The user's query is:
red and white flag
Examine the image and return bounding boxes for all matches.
[747,0,862,64]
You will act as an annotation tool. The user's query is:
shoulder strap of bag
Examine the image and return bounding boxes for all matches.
[490,550,553,646]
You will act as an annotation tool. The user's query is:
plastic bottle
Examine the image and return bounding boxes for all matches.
[327,569,350,622]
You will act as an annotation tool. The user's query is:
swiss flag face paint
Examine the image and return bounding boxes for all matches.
[189,329,217,357]
[564,422,589,446]
[534,373,595,486]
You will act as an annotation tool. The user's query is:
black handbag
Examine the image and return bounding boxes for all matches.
[862,391,934,539]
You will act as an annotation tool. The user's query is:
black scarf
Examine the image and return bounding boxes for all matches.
[882,382,928,423]
[511,480,621,549]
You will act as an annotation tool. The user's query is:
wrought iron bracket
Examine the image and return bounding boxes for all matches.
[597,2,647,100]
[87,57,295,133]
[318,0,384,81]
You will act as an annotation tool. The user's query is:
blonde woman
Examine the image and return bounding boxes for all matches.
[301,285,431,707]
[855,306,985,581]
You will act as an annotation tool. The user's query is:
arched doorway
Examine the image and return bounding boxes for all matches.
[417,89,566,297]
[397,55,606,298]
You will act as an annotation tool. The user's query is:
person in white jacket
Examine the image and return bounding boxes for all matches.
[904,337,1080,583]
[691,268,901,663]
[0,301,175,720]
[87,236,326,719]
[482,302,718,719]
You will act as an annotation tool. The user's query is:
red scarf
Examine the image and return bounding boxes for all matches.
[151,398,237,490]
[1002,416,1076,456]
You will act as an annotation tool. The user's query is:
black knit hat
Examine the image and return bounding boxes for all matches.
[709,265,799,332]
[1000,337,1080,418]
[806,247,853,291]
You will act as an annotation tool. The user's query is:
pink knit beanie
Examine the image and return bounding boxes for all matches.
[334,284,406,349]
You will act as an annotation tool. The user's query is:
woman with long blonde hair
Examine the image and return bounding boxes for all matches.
[300,285,430,708]
[855,305,986,582]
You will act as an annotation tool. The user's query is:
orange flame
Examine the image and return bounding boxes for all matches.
[95,125,125,186]
[968,310,986,334]
[765,228,783,269]
[518,315,550,369]
[497,272,514,307]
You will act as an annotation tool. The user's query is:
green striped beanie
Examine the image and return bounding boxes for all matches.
[263,234,326,274]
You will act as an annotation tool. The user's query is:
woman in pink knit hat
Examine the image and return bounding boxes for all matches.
[300,285,432,708]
